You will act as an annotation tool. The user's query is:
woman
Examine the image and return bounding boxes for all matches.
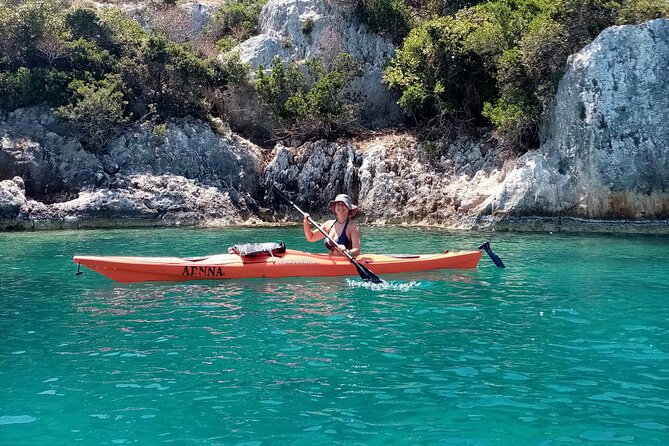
[303,194,362,257]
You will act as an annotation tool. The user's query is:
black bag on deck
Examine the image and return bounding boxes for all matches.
[230,242,286,258]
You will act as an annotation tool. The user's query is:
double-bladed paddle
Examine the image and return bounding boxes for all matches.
[272,185,383,284]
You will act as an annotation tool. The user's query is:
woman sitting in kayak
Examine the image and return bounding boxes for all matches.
[303,194,362,258]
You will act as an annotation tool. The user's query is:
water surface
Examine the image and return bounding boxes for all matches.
[1,227,668,445]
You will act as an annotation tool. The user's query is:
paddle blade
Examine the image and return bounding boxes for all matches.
[272,184,289,203]
[354,260,383,283]
[478,242,505,268]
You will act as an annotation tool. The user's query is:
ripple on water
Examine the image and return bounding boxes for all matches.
[0,415,37,425]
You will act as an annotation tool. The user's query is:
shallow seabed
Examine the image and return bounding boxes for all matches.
[1,227,668,445]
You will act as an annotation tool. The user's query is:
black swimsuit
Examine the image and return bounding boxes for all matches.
[325,219,352,251]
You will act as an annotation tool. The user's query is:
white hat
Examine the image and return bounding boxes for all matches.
[328,194,358,217]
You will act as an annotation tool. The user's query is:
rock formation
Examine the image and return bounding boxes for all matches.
[0,108,264,229]
[1,20,668,233]
[477,18,669,225]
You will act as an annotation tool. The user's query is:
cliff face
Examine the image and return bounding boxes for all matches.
[1,20,668,233]
[476,19,669,224]
[547,19,669,219]
[0,109,264,229]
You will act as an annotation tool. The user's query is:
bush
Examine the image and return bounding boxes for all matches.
[119,34,229,119]
[256,54,363,138]
[616,0,669,24]
[206,0,265,42]
[55,74,129,152]
[384,15,496,126]
[256,57,308,122]
[0,68,39,109]
[65,7,118,54]
[358,0,415,43]
[0,0,70,70]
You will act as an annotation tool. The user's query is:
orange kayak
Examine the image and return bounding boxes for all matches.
[73,249,482,283]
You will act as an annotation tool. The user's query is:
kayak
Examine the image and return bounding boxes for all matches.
[73,248,483,283]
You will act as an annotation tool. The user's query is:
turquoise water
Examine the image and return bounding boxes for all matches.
[1,227,668,445]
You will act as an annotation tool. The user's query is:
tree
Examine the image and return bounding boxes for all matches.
[36,34,68,65]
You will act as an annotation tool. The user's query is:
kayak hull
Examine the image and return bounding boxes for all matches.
[73,249,482,283]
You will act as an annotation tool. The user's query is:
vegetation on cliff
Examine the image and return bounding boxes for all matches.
[0,0,242,152]
[382,0,669,150]
[0,0,667,153]
[256,54,364,139]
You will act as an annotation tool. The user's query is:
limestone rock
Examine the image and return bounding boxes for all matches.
[264,140,360,218]
[105,118,264,195]
[0,107,105,201]
[53,174,256,228]
[0,107,265,229]
[483,19,669,222]
[0,179,25,219]
[266,135,507,226]
[180,2,219,35]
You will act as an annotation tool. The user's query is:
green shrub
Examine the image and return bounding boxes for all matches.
[0,68,39,109]
[384,15,496,124]
[97,7,146,52]
[616,0,669,24]
[302,17,315,35]
[482,98,538,148]
[256,57,307,121]
[423,0,488,17]
[206,0,265,42]
[118,34,228,119]
[55,74,129,152]
[358,0,415,43]
[0,0,70,70]
[216,36,240,52]
[153,123,168,137]
[256,54,363,138]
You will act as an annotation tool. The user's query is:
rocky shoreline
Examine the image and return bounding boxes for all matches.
[2,19,668,235]
[2,211,668,234]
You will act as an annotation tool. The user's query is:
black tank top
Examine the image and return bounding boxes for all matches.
[325,219,352,251]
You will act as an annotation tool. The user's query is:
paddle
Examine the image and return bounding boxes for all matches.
[478,242,506,268]
[272,185,383,284]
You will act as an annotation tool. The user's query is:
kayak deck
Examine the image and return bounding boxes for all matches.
[73,249,482,283]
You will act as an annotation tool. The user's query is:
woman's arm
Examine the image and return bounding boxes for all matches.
[346,222,362,257]
[303,214,328,242]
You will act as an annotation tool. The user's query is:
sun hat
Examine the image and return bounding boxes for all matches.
[328,194,358,217]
